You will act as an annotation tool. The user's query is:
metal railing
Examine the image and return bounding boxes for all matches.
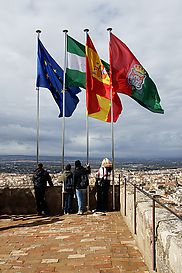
[122,177,182,272]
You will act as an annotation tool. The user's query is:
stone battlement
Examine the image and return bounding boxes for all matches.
[120,184,182,273]
[0,185,120,215]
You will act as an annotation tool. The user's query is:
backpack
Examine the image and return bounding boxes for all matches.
[96,167,109,187]
[80,174,88,188]
[96,177,105,187]
[33,169,47,187]
[65,175,73,190]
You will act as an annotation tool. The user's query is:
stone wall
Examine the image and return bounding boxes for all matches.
[0,187,63,215]
[120,184,182,273]
[0,185,120,215]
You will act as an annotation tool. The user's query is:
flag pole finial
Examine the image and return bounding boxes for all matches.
[36,30,41,38]
[107,27,112,32]
[63,29,68,33]
[84,28,89,33]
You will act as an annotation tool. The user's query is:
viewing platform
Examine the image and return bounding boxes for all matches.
[0,171,181,272]
[0,212,149,273]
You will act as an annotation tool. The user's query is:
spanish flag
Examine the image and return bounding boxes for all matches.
[86,34,122,122]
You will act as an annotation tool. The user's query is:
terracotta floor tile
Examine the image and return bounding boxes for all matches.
[0,212,149,272]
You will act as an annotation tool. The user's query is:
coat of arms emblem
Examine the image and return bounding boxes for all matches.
[128,64,146,90]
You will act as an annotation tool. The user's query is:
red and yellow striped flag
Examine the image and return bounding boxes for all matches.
[86,34,122,122]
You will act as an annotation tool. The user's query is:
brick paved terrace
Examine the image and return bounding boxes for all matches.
[0,212,149,273]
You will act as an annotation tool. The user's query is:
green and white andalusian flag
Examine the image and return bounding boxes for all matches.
[66,35,86,89]
[66,35,110,89]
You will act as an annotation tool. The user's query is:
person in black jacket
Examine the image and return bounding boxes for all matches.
[73,160,91,215]
[32,163,53,215]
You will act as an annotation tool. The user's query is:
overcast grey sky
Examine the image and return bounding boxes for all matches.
[0,0,182,159]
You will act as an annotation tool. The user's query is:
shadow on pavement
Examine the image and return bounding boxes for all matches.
[0,215,63,231]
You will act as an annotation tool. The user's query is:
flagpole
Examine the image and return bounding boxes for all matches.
[62,29,68,172]
[84,28,90,212]
[84,28,89,165]
[36,29,41,165]
[107,27,115,210]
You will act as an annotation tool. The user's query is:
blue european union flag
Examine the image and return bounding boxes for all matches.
[36,38,81,117]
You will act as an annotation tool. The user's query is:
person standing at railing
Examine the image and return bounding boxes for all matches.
[73,160,91,215]
[32,163,53,216]
[95,158,112,213]
[62,164,74,215]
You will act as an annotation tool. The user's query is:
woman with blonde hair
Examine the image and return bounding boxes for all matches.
[95,158,112,212]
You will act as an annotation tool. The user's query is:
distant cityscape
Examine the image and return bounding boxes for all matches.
[0,155,182,218]
[0,155,182,174]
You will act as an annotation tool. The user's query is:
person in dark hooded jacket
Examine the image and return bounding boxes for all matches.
[32,163,53,215]
[62,164,74,214]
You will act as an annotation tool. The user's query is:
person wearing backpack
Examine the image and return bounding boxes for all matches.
[32,163,53,216]
[73,160,91,215]
[62,164,74,215]
[95,158,112,213]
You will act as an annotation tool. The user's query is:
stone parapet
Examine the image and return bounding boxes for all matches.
[0,185,120,215]
[0,187,63,215]
[120,185,182,273]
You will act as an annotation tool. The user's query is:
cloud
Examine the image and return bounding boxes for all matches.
[0,0,182,159]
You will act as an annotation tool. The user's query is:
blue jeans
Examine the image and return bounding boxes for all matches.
[64,192,73,213]
[76,189,87,212]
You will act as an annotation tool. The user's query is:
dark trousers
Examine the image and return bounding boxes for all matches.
[96,184,109,212]
[64,191,73,213]
[34,186,48,214]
